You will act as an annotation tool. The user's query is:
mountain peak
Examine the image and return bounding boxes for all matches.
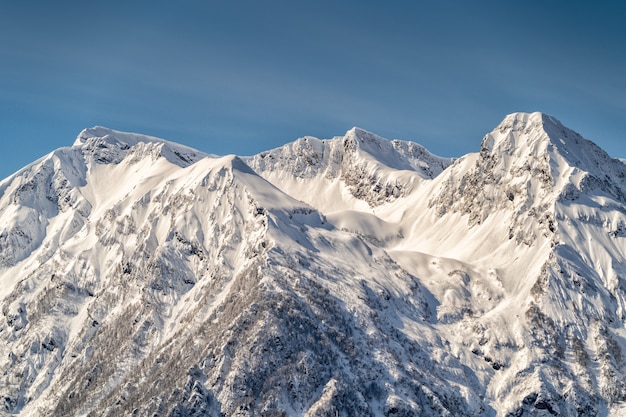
[481,112,560,153]
[497,111,563,130]
[74,126,167,147]
[499,111,557,127]
[74,126,206,167]
[342,127,387,153]
[343,126,453,174]
[484,112,626,181]
[345,126,379,140]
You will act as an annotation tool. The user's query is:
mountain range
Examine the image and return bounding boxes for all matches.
[1,112,626,416]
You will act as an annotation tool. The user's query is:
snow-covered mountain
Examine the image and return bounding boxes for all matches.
[2,113,626,416]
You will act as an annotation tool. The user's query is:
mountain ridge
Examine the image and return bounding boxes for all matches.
[2,112,626,416]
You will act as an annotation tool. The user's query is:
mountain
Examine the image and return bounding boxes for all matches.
[244,127,454,212]
[1,113,626,416]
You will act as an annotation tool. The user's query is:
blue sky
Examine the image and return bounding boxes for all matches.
[1,0,624,179]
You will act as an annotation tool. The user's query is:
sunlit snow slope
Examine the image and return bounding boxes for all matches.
[1,114,626,416]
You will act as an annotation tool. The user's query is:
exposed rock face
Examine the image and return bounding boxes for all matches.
[2,115,626,416]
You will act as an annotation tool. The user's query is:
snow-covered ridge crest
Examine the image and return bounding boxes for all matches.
[248,126,451,180]
[345,126,454,174]
[75,126,208,167]
[246,126,453,211]
[74,126,167,147]
[481,111,560,153]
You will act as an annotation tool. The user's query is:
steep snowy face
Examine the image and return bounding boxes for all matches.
[511,114,626,413]
[478,112,626,203]
[385,113,626,416]
[0,128,207,270]
[0,130,336,416]
[246,127,453,212]
[426,111,626,250]
[431,112,564,232]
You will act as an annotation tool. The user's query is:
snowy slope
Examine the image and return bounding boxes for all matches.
[2,114,626,416]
